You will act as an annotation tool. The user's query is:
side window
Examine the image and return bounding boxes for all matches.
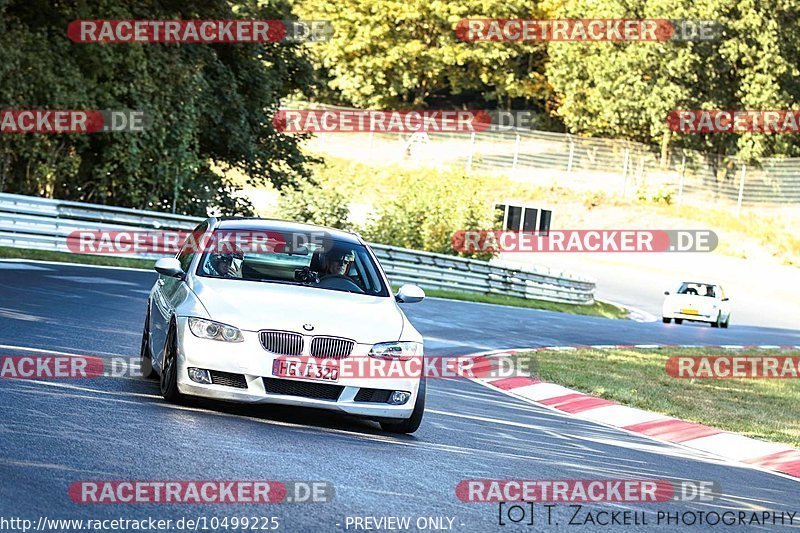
[176,222,208,273]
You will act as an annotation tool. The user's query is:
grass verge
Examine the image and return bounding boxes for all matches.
[0,246,153,269]
[514,347,800,448]
[395,285,627,319]
[305,156,800,266]
[0,247,627,319]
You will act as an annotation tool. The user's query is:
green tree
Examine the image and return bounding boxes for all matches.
[0,0,314,215]
[275,178,351,229]
[545,0,800,161]
[295,0,552,112]
[361,168,496,259]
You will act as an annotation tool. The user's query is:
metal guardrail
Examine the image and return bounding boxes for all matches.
[0,192,596,305]
[295,102,800,209]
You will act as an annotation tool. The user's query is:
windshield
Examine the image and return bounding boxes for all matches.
[195,230,389,297]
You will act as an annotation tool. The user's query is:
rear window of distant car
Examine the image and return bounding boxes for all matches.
[677,282,718,297]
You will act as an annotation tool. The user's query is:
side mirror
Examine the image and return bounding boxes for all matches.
[154,257,185,279]
[395,284,425,304]
[722,297,729,301]
[664,291,670,295]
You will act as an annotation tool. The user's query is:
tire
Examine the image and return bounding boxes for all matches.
[721,315,730,328]
[380,378,426,434]
[159,323,183,403]
[662,317,671,324]
[674,318,683,325]
[711,312,721,328]
[139,304,157,379]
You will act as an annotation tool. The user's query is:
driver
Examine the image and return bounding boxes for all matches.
[322,249,354,277]
[206,248,244,278]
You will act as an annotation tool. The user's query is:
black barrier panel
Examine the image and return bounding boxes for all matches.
[522,208,538,231]
[507,206,522,230]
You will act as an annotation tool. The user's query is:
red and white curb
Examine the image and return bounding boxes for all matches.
[466,344,800,481]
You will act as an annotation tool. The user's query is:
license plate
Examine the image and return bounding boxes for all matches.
[681,308,699,315]
[272,359,339,382]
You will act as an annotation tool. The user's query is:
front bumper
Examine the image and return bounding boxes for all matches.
[173,318,420,420]
[663,309,715,322]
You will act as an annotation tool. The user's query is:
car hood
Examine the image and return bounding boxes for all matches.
[191,278,404,344]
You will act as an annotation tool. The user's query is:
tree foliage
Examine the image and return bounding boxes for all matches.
[275,178,352,229]
[360,168,496,259]
[0,0,314,215]
[545,0,800,161]
[295,0,553,113]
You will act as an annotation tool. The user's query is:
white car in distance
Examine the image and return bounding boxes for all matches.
[662,282,731,328]
[140,218,427,433]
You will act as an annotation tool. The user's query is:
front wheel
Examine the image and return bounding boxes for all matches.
[160,324,183,403]
[711,312,721,328]
[662,317,671,324]
[674,318,683,325]
[139,304,157,379]
[380,378,426,434]
[721,315,730,328]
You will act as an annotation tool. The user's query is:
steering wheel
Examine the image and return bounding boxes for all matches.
[317,275,365,294]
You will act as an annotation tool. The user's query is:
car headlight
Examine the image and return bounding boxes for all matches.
[368,341,422,361]
[188,317,243,343]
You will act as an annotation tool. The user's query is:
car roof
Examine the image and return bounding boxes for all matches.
[681,281,719,286]
[211,217,363,245]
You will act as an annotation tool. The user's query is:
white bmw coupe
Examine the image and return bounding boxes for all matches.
[140,218,427,433]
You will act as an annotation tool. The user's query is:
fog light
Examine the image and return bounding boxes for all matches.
[388,391,411,405]
[188,367,212,384]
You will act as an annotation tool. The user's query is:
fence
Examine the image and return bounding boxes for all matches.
[295,103,800,211]
[0,192,596,304]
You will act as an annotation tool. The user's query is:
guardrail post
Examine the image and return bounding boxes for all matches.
[621,147,630,195]
[736,164,746,216]
[511,133,520,173]
[567,136,575,172]
[466,131,476,174]
[172,176,180,214]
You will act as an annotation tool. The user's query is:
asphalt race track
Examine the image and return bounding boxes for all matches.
[1,260,799,532]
